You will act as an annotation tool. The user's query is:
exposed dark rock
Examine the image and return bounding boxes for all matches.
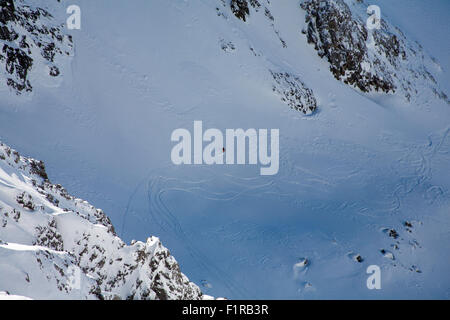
[0,0,72,94]
[49,65,60,76]
[34,219,64,251]
[2,44,33,92]
[231,0,250,21]
[220,39,235,52]
[404,221,413,228]
[388,229,399,239]
[29,159,49,181]
[16,192,35,211]
[0,0,16,24]
[271,71,317,115]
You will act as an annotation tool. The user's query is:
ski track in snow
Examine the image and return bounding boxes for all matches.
[146,173,251,298]
[118,124,450,298]
[115,118,450,298]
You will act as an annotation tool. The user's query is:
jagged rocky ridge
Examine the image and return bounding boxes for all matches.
[0,141,203,300]
[271,71,317,115]
[300,0,448,102]
[0,0,72,94]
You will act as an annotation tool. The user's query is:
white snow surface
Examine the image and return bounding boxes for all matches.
[0,0,449,299]
[0,291,32,300]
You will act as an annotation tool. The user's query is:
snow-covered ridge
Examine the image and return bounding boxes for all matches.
[0,141,203,300]
[0,0,73,94]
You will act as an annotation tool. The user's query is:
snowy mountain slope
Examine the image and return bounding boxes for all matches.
[225,0,448,104]
[0,0,449,299]
[0,141,203,299]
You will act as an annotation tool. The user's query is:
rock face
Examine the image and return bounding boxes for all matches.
[230,0,268,22]
[300,0,448,102]
[0,0,72,94]
[0,141,203,300]
[271,71,317,115]
[230,0,250,22]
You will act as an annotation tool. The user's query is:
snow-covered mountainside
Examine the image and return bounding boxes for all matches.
[1,0,449,299]
[0,141,203,299]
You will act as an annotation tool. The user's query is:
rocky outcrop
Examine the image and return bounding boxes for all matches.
[271,71,317,115]
[230,0,250,21]
[0,0,72,94]
[231,0,271,22]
